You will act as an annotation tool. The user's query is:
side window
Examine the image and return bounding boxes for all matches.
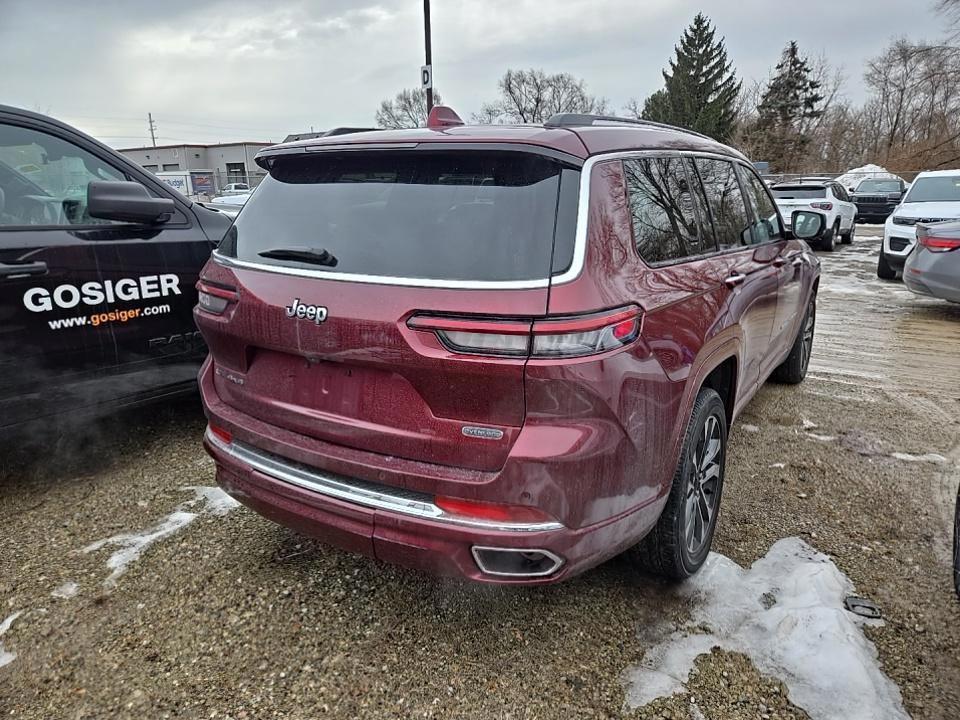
[0,122,126,228]
[739,166,783,245]
[623,156,704,265]
[694,158,752,250]
[684,157,717,252]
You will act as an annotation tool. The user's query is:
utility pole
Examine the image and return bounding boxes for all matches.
[423,0,433,113]
[148,113,157,147]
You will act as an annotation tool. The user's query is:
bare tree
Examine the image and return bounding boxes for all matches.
[937,0,960,40]
[473,69,608,124]
[375,88,442,129]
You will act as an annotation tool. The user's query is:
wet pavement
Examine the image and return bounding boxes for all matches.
[1,227,959,719]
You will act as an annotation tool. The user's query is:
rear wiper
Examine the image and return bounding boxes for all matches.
[258,246,338,267]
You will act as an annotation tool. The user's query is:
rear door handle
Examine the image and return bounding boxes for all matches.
[0,261,47,279]
[724,273,747,288]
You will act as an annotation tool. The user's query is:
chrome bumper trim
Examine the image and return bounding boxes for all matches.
[205,428,563,533]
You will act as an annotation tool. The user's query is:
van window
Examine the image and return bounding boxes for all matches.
[739,167,783,245]
[623,156,704,264]
[694,158,752,250]
[222,150,572,283]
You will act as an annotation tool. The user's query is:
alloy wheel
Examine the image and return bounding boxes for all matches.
[800,302,816,373]
[684,413,722,555]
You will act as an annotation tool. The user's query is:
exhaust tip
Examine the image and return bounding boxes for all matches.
[471,546,564,578]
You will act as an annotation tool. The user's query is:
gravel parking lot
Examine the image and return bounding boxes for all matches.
[2,226,959,720]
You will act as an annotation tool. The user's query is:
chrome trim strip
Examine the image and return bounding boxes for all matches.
[213,148,745,290]
[206,428,563,532]
[470,546,565,577]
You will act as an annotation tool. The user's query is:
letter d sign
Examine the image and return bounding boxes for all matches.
[421,64,432,90]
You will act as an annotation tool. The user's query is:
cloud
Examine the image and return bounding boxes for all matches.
[0,0,949,147]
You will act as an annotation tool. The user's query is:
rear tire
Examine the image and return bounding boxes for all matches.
[820,222,837,252]
[772,295,816,384]
[877,247,896,280]
[627,388,726,580]
[841,221,855,244]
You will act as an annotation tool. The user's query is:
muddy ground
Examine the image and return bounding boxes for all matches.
[1,226,959,719]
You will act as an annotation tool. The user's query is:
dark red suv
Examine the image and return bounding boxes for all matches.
[196,110,824,584]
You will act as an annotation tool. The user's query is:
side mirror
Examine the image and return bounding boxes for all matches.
[87,181,175,224]
[790,210,826,240]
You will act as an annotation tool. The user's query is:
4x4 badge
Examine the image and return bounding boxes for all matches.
[285,298,328,325]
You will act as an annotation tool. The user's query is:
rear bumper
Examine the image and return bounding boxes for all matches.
[904,250,960,302]
[199,359,664,584]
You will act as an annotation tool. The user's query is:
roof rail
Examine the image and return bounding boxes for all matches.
[543,113,713,141]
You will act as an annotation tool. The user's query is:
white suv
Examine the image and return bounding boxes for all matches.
[879,170,960,279]
[770,180,857,252]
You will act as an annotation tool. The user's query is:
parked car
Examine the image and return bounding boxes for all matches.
[878,170,960,280]
[220,182,250,194]
[195,109,824,585]
[851,177,907,223]
[903,221,960,302]
[202,192,251,219]
[770,180,857,251]
[0,105,231,432]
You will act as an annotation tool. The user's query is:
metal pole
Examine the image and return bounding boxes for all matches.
[423,0,433,112]
[148,113,157,147]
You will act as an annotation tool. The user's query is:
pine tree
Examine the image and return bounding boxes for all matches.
[754,42,825,172]
[639,13,741,142]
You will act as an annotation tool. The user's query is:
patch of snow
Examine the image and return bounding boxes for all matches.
[802,418,817,429]
[769,462,787,469]
[624,538,909,720]
[741,424,760,433]
[891,452,947,464]
[83,486,239,587]
[0,610,24,669]
[834,164,902,190]
[51,582,78,599]
[806,433,837,442]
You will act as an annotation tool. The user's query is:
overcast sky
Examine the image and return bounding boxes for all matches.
[0,0,950,148]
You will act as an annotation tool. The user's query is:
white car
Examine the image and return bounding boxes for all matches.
[770,180,857,252]
[220,182,250,194]
[878,170,960,279]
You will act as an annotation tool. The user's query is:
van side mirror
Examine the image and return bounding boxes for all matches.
[87,181,175,224]
[790,210,826,240]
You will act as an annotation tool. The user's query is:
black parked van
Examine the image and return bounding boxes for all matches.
[0,106,233,431]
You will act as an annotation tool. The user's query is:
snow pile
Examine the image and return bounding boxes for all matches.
[624,537,909,720]
[834,164,902,190]
[83,486,239,587]
[0,611,24,669]
[51,582,79,599]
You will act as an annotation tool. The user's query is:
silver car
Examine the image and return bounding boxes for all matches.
[903,221,960,303]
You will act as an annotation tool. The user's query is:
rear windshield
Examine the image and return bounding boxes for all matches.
[904,175,960,203]
[771,186,826,199]
[221,150,573,283]
[856,179,901,193]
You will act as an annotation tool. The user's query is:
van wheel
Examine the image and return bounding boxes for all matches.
[772,295,816,384]
[877,247,896,280]
[820,221,838,252]
[628,388,726,580]
[841,222,855,244]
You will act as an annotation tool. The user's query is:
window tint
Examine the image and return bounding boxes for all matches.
[684,157,717,251]
[771,186,826,199]
[223,151,570,283]
[0,123,126,227]
[622,156,705,264]
[694,158,752,250]
[856,179,902,193]
[739,167,783,245]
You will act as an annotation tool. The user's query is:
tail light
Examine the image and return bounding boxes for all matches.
[408,307,641,359]
[810,202,833,211]
[918,227,960,252]
[197,280,239,315]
